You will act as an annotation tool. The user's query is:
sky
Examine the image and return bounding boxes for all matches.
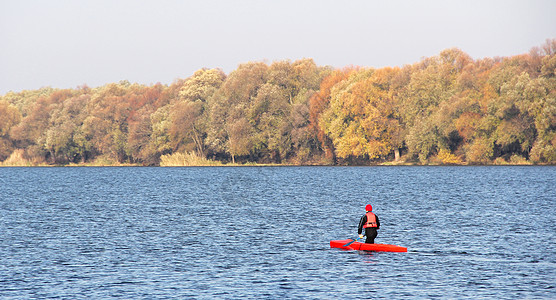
[1,0,555,95]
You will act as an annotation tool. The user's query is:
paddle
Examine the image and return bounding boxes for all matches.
[342,236,362,247]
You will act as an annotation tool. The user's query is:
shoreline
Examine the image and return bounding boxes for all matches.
[1,162,551,167]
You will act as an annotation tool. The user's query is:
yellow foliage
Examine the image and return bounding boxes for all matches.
[436,149,463,165]
[323,68,401,160]
[465,138,493,164]
[509,154,531,165]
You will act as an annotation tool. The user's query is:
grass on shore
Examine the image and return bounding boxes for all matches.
[0,149,540,167]
[159,152,223,166]
[0,149,44,166]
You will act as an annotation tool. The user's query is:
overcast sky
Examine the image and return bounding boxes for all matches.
[1,0,555,94]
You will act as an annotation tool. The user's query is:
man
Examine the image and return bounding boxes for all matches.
[358,204,380,244]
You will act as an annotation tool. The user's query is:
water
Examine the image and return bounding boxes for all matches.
[0,166,555,299]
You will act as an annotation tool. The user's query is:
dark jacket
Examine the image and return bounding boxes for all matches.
[358,212,380,235]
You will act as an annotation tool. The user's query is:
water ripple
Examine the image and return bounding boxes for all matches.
[0,166,555,299]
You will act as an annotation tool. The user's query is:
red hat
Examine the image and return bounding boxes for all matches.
[365,204,372,211]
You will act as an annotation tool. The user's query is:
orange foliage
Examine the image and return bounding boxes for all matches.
[308,67,356,159]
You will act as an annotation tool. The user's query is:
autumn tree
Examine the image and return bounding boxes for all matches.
[320,68,403,162]
[0,100,22,161]
[1,41,555,166]
[249,82,290,162]
[401,48,472,162]
[309,68,354,163]
[7,89,76,163]
[206,62,268,163]
[169,69,226,156]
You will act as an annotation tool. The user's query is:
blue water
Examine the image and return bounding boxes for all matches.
[0,166,555,299]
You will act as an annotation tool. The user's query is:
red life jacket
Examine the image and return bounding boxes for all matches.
[363,212,377,228]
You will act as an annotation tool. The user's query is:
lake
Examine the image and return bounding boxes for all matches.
[1,166,555,299]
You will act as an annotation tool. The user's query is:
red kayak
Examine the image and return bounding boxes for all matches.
[330,239,407,252]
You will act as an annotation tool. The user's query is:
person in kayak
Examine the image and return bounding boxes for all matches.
[358,204,380,244]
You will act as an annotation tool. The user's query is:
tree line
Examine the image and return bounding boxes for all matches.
[1,40,555,166]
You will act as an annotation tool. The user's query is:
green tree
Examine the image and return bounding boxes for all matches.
[249,83,291,162]
[206,62,268,162]
[168,69,226,157]
[401,49,472,162]
[524,57,556,163]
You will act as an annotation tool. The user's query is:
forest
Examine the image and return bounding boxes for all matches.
[1,40,555,166]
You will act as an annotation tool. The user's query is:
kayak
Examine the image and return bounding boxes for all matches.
[330,239,407,252]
